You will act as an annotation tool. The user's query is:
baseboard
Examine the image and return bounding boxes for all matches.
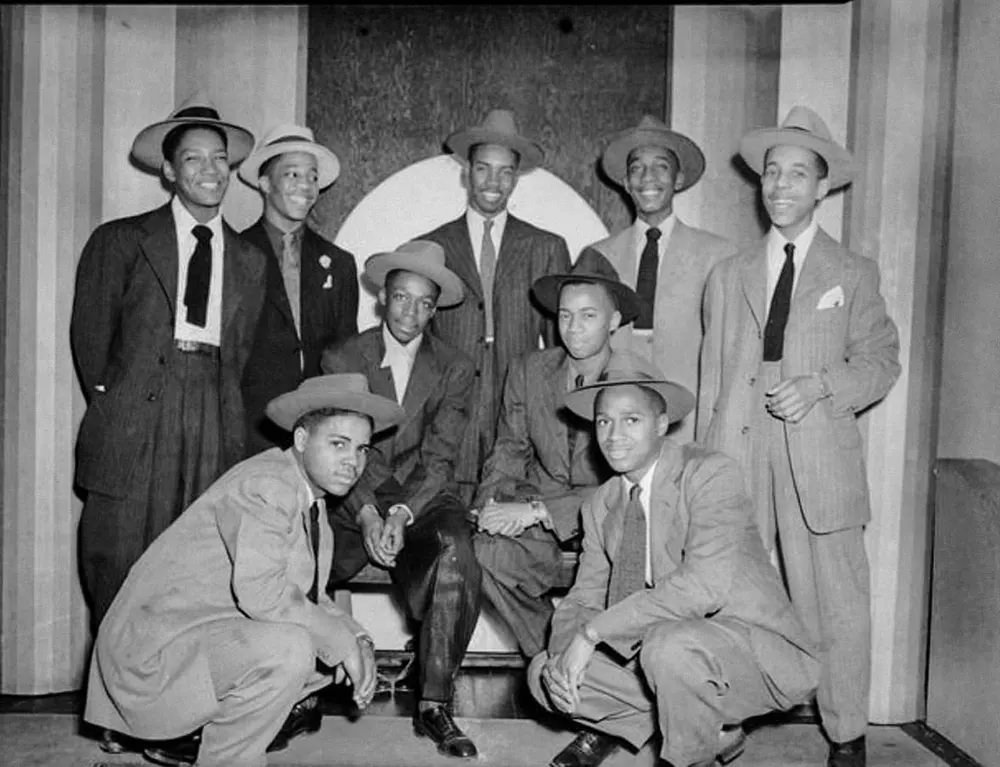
[900,722,987,767]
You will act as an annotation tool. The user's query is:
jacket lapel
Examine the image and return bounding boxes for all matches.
[359,329,397,403]
[739,243,768,333]
[441,216,483,301]
[245,219,298,335]
[299,228,328,351]
[221,223,249,349]
[399,338,438,425]
[788,227,840,332]
[495,215,530,301]
[648,441,685,583]
[138,203,180,318]
[539,351,572,474]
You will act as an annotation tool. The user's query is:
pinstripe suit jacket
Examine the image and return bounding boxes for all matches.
[698,228,900,533]
[474,347,611,542]
[576,218,734,441]
[418,213,572,485]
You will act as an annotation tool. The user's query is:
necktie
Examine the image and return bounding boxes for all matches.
[607,484,648,607]
[634,227,661,329]
[567,374,586,463]
[763,242,796,361]
[184,225,213,327]
[306,500,321,604]
[480,218,497,339]
[281,231,302,335]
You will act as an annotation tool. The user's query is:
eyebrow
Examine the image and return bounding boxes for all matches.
[328,432,371,448]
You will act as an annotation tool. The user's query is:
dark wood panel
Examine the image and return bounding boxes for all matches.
[306,5,671,243]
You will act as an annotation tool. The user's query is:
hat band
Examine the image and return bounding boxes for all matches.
[267,134,314,146]
[174,106,221,120]
[598,370,658,384]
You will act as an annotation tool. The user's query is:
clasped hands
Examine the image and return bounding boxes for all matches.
[358,504,406,568]
[764,373,827,424]
[539,631,596,715]
[332,634,377,710]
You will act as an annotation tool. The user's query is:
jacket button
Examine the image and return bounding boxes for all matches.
[475,370,481,378]
[740,426,750,435]
[147,393,158,402]
[748,376,757,386]
[158,355,166,365]
[478,301,484,310]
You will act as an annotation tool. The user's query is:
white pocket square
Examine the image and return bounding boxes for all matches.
[816,285,845,310]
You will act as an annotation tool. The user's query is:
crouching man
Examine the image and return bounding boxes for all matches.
[84,373,405,767]
[530,353,819,767]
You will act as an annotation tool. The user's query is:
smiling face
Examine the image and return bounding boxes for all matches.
[162,127,230,223]
[624,145,684,227]
[761,144,830,240]
[259,150,320,229]
[557,282,621,362]
[466,143,519,217]
[379,269,440,346]
[294,412,372,497]
[594,384,669,483]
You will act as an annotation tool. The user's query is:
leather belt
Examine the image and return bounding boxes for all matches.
[175,339,220,356]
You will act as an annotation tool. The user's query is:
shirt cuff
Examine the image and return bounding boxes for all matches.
[388,503,414,526]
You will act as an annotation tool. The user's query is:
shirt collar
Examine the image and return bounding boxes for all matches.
[768,217,819,257]
[635,213,676,246]
[466,206,508,238]
[622,459,658,502]
[171,195,224,242]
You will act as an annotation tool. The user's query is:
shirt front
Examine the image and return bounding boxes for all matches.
[629,213,677,284]
[263,217,304,332]
[620,459,658,586]
[465,207,508,274]
[172,195,225,346]
[381,324,423,404]
[765,218,818,307]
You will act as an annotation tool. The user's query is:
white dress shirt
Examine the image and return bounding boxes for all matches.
[172,195,225,346]
[381,324,422,404]
[765,218,818,307]
[621,459,659,586]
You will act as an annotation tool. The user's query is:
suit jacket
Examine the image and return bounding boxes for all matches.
[577,218,735,441]
[70,202,266,497]
[84,448,365,739]
[240,218,359,455]
[474,347,611,542]
[550,440,820,708]
[418,213,572,484]
[698,227,900,533]
[320,326,475,519]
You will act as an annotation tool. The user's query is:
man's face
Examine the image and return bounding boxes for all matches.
[558,282,621,362]
[594,385,669,482]
[162,127,230,222]
[379,270,439,345]
[624,145,684,225]
[294,413,372,496]
[466,143,518,217]
[259,151,320,228]
[761,144,830,240]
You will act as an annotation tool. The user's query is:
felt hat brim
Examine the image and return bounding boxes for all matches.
[565,376,695,425]
[532,272,642,325]
[446,127,544,173]
[238,140,341,190]
[739,128,855,190]
[132,117,255,171]
[266,381,405,434]
[364,252,465,308]
[602,128,705,192]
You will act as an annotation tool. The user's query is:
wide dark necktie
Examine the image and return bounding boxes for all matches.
[763,242,796,361]
[184,225,213,327]
[306,500,321,604]
[567,374,586,464]
[607,484,648,607]
[480,218,497,339]
[634,227,661,329]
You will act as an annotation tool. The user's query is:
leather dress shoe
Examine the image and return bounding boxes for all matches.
[691,726,747,767]
[142,730,201,767]
[267,694,322,752]
[414,703,478,758]
[828,735,866,767]
[99,728,136,754]
[549,730,621,767]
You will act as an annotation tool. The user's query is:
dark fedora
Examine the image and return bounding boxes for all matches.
[532,260,642,325]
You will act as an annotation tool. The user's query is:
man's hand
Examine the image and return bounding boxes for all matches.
[377,509,408,568]
[340,635,377,710]
[477,500,545,537]
[765,374,827,423]
[358,505,391,567]
[541,632,596,714]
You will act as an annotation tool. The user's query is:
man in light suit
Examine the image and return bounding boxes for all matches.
[418,109,572,504]
[239,124,359,455]
[576,116,734,442]
[472,264,641,657]
[321,241,482,758]
[698,106,901,767]
[71,94,266,641]
[85,374,404,767]
[530,354,819,767]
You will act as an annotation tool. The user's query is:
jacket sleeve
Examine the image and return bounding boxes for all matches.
[696,261,726,442]
[335,251,360,340]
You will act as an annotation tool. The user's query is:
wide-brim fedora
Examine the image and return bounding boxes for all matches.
[131,91,255,171]
[445,108,544,173]
[266,373,405,433]
[739,105,855,190]
[532,260,642,325]
[363,240,465,308]
[565,351,695,425]
[238,123,341,190]
[601,115,705,192]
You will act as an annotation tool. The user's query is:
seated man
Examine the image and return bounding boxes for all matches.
[320,240,482,759]
[473,263,641,658]
[530,353,820,767]
[84,374,405,767]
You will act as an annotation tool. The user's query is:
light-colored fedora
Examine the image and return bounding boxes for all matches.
[601,115,705,192]
[565,350,695,425]
[363,240,465,308]
[266,373,405,433]
[739,105,855,190]
[445,109,544,173]
[238,123,341,190]
[532,260,642,325]
[131,91,254,171]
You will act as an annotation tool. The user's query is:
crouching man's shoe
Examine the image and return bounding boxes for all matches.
[414,703,478,758]
[267,694,322,753]
[828,735,866,767]
[691,726,747,767]
[142,730,201,767]
[549,730,621,767]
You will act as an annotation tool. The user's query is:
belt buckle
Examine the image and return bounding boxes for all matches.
[176,339,216,354]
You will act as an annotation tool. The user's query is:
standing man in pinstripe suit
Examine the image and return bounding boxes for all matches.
[698,106,900,767]
[418,109,572,505]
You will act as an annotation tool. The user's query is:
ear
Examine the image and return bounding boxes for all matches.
[655,411,670,437]
[608,309,622,333]
[377,287,388,307]
[673,171,686,191]
[293,425,308,452]
[815,177,831,202]
[162,160,176,184]
[258,174,272,195]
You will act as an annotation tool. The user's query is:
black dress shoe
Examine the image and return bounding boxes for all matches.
[828,735,866,767]
[549,730,621,767]
[691,726,747,767]
[414,703,478,758]
[267,694,322,752]
[99,728,135,754]
[142,731,201,767]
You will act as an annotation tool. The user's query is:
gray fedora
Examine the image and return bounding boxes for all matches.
[445,109,544,173]
[601,115,705,192]
[266,373,405,433]
[364,240,465,308]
